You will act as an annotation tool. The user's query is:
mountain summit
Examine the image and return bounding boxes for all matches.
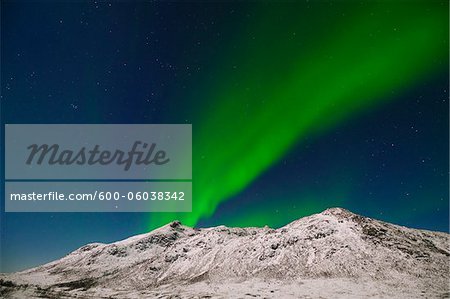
[1,208,449,298]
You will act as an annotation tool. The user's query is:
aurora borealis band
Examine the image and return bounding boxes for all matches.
[1,1,448,272]
[147,1,448,229]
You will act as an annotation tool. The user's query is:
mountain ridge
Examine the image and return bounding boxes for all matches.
[1,207,449,298]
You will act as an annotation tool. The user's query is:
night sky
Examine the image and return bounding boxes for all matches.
[1,1,448,272]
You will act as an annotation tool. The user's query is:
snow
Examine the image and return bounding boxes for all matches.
[1,207,449,298]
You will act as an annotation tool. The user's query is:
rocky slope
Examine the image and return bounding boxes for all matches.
[1,208,449,298]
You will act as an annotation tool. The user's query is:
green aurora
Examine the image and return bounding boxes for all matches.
[147,1,448,229]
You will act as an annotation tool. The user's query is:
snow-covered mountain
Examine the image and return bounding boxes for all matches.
[1,208,449,298]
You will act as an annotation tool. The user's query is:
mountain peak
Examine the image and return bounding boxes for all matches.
[169,220,182,228]
[1,208,448,298]
[321,207,354,216]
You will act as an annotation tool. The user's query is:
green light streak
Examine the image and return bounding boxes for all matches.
[148,2,448,229]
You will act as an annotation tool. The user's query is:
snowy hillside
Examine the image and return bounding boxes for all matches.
[1,208,449,298]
